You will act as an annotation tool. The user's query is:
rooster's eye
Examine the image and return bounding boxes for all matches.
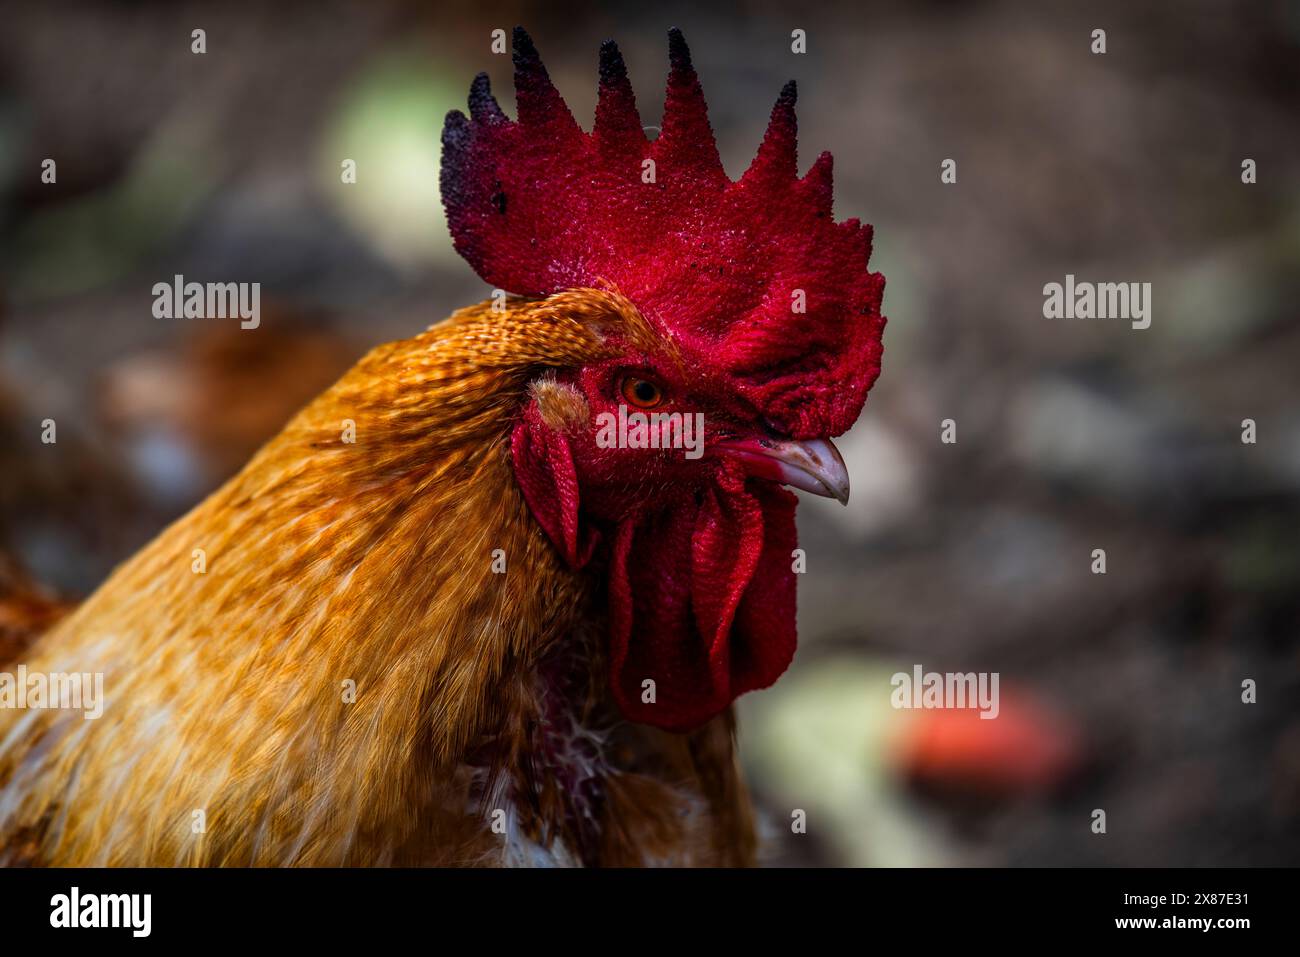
[620,376,665,409]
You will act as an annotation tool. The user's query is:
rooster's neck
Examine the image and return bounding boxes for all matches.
[0,304,599,865]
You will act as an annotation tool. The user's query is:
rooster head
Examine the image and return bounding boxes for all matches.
[441,27,886,732]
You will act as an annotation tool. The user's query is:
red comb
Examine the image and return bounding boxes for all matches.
[441,27,886,437]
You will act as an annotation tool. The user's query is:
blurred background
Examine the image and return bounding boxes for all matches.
[1,0,1296,865]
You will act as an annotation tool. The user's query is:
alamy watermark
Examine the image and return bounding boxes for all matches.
[50,887,151,937]
[891,664,1000,719]
[152,274,260,329]
[0,665,104,719]
[1043,274,1151,330]
[595,404,705,460]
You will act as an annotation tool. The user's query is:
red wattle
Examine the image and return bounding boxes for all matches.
[607,471,798,731]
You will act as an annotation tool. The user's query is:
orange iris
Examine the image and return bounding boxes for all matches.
[620,376,665,409]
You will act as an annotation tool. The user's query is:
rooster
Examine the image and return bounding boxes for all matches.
[0,28,885,866]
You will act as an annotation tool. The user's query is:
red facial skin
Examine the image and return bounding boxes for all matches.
[512,344,801,732]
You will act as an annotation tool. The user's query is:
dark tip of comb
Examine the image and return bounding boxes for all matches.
[779,79,797,105]
[598,39,627,85]
[468,72,504,121]
[512,26,539,69]
[667,27,692,70]
[442,109,471,149]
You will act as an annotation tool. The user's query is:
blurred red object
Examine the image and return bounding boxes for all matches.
[889,689,1083,797]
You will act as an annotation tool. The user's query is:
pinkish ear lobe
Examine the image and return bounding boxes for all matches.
[510,403,598,568]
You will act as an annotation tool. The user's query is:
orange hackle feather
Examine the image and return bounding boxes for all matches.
[0,289,756,866]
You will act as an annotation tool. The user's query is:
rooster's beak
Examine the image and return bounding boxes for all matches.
[714,436,850,505]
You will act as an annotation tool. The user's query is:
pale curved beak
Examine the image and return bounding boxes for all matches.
[714,436,850,505]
